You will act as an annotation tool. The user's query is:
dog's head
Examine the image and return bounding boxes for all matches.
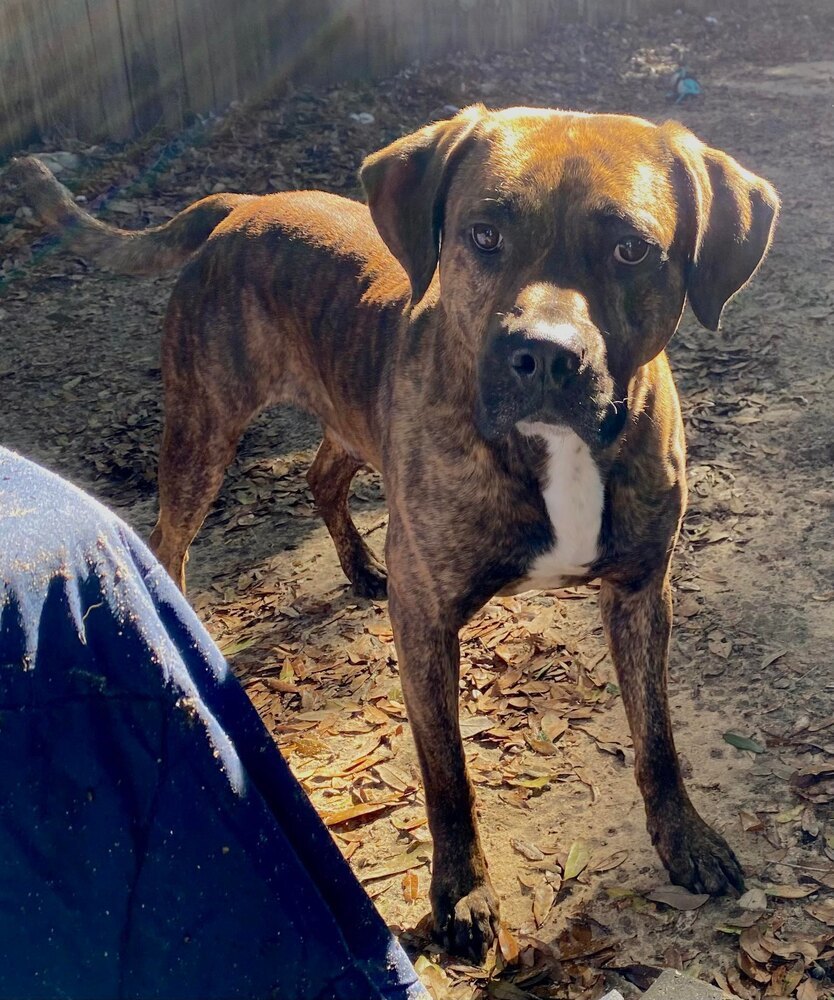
[360,106,779,449]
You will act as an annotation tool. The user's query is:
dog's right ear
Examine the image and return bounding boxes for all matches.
[360,105,485,305]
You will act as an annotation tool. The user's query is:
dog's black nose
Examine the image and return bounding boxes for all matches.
[509,337,585,388]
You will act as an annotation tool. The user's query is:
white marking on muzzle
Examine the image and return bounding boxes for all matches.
[503,313,581,350]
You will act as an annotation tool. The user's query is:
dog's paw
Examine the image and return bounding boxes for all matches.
[432,880,500,963]
[654,810,745,897]
[350,560,388,600]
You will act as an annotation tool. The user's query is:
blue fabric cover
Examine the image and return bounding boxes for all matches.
[0,447,426,1000]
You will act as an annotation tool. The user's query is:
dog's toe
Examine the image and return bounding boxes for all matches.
[691,836,745,896]
[434,882,499,963]
[656,810,744,897]
[350,562,388,600]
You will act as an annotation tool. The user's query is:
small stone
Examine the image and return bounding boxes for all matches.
[737,886,768,911]
[643,970,729,1000]
[34,151,82,173]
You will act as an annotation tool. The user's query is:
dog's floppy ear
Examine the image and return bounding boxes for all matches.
[670,125,780,331]
[360,105,485,304]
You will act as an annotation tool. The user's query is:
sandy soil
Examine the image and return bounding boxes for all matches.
[2,3,834,996]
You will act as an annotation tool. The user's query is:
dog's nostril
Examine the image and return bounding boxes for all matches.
[552,352,580,382]
[511,350,537,377]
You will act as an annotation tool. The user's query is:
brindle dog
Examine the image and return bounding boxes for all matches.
[9,106,779,960]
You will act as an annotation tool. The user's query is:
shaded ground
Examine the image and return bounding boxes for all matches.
[2,3,834,996]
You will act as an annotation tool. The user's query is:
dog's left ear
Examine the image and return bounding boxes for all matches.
[360,105,485,305]
[669,126,780,331]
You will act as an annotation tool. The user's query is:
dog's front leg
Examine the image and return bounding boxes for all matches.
[599,571,744,895]
[388,591,499,961]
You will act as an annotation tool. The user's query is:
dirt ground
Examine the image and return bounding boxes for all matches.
[2,3,834,997]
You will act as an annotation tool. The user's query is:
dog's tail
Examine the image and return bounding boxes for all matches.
[5,156,255,276]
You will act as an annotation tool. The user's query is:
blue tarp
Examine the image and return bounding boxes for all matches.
[0,447,427,1000]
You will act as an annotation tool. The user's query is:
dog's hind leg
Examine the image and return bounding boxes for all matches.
[306,433,387,599]
[150,397,251,594]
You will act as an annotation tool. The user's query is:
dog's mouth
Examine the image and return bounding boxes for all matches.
[475,370,623,450]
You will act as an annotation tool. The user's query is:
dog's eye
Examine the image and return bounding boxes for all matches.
[471,223,503,253]
[613,236,650,265]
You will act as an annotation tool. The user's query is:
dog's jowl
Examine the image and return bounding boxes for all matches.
[10,105,779,962]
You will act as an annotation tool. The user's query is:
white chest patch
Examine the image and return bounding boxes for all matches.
[513,422,604,593]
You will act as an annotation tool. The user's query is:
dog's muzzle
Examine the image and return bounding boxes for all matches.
[476,322,616,446]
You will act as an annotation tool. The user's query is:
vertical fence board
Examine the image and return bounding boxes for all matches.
[201,0,239,109]
[0,2,32,151]
[173,0,215,120]
[259,0,297,95]
[149,0,186,129]
[117,0,164,132]
[14,0,50,140]
[232,0,265,99]
[83,0,133,140]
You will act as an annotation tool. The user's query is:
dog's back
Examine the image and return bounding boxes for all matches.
[161,189,408,455]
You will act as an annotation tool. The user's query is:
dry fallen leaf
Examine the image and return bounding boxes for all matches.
[776,803,805,823]
[391,814,428,833]
[739,809,765,833]
[459,716,495,739]
[712,971,734,997]
[724,965,759,1000]
[402,870,420,902]
[761,647,789,668]
[511,838,544,862]
[374,762,414,792]
[358,843,431,882]
[769,958,805,996]
[792,764,834,788]
[805,899,834,926]
[498,925,521,964]
[321,797,403,828]
[646,886,710,910]
[796,979,822,1000]
[592,850,629,873]
[533,881,556,926]
[563,840,590,880]
[737,949,771,985]
[762,883,818,899]
[759,928,815,962]
[739,926,772,964]
[525,734,560,756]
[801,806,820,839]
[540,711,569,742]
[807,869,834,890]
[413,955,450,996]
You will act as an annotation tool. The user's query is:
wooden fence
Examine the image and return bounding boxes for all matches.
[0,0,706,156]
